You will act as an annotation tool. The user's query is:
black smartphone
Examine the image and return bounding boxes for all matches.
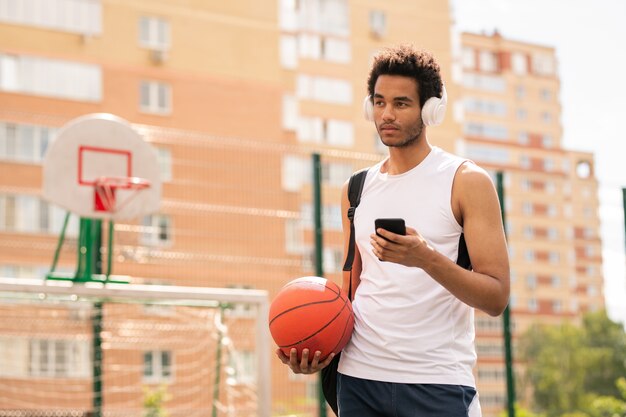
[375,218,406,238]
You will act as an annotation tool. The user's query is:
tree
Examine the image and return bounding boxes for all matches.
[519,311,626,417]
[582,312,626,399]
[143,385,170,417]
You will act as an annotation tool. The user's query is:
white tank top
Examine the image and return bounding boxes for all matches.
[338,146,477,386]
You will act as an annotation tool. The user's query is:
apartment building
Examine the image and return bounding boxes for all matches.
[0,1,462,416]
[459,31,604,415]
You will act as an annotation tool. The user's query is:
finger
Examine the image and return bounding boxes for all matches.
[276,349,289,363]
[309,350,322,368]
[405,227,417,236]
[288,348,300,366]
[319,352,335,369]
[299,349,311,371]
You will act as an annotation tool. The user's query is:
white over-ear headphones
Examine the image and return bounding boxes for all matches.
[363,84,448,126]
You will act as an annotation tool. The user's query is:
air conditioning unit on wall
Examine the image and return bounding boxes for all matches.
[150,48,168,64]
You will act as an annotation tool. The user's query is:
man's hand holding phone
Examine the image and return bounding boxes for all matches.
[372,218,431,268]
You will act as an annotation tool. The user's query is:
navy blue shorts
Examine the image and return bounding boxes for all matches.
[337,373,479,417]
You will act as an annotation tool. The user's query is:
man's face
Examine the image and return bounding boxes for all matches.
[372,75,424,148]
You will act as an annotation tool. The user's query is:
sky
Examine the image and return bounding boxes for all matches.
[450,0,626,325]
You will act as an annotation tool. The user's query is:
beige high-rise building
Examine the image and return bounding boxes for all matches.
[0,1,603,416]
[459,31,604,415]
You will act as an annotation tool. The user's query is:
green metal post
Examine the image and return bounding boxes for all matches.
[497,172,515,417]
[93,218,104,417]
[92,301,103,417]
[48,212,71,277]
[312,153,327,417]
[106,220,114,280]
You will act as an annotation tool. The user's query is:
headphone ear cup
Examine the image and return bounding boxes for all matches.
[421,85,448,126]
[363,96,374,121]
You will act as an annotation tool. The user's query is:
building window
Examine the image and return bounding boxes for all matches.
[518,132,529,145]
[140,81,171,114]
[524,250,535,262]
[0,0,102,35]
[322,37,351,63]
[279,0,299,31]
[139,16,170,50]
[0,193,78,236]
[461,47,475,69]
[528,298,538,312]
[280,35,298,69]
[523,225,533,239]
[0,54,101,101]
[285,218,304,254]
[541,111,553,124]
[155,147,172,182]
[464,97,507,116]
[547,227,559,240]
[369,10,386,37]
[281,155,309,192]
[301,203,342,231]
[533,54,555,76]
[540,88,552,101]
[282,94,299,130]
[516,109,528,121]
[0,122,55,163]
[29,338,91,378]
[511,52,527,75]
[325,119,354,147]
[542,134,554,148]
[141,214,172,246]
[143,350,172,382]
[515,85,526,99]
[300,0,349,37]
[526,274,537,289]
[296,74,352,105]
[463,145,509,165]
[463,73,506,92]
[479,50,498,72]
[463,122,508,140]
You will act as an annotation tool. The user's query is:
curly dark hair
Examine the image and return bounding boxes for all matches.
[367,44,443,107]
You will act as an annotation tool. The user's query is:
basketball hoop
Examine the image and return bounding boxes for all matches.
[94,176,151,213]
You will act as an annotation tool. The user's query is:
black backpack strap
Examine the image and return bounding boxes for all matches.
[342,168,368,275]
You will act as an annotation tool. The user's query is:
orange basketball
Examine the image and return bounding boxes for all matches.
[269,276,354,361]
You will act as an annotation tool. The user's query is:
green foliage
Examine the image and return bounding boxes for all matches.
[497,403,547,417]
[143,385,170,417]
[519,311,626,417]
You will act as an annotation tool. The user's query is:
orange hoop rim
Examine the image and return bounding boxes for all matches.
[93,176,151,213]
[94,176,151,190]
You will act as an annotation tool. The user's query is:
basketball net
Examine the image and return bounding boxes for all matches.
[94,176,151,213]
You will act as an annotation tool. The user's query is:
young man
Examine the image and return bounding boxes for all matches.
[277,44,510,417]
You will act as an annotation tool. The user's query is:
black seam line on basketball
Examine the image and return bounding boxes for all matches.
[329,314,353,353]
[328,301,353,353]
[278,296,351,349]
[269,295,340,326]
[269,283,343,325]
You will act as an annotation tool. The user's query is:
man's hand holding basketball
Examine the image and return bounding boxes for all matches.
[276,348,335,374]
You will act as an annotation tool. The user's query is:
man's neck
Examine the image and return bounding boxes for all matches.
[384,138,432,175]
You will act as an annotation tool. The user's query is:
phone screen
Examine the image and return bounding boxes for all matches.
[374,218,406,237]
